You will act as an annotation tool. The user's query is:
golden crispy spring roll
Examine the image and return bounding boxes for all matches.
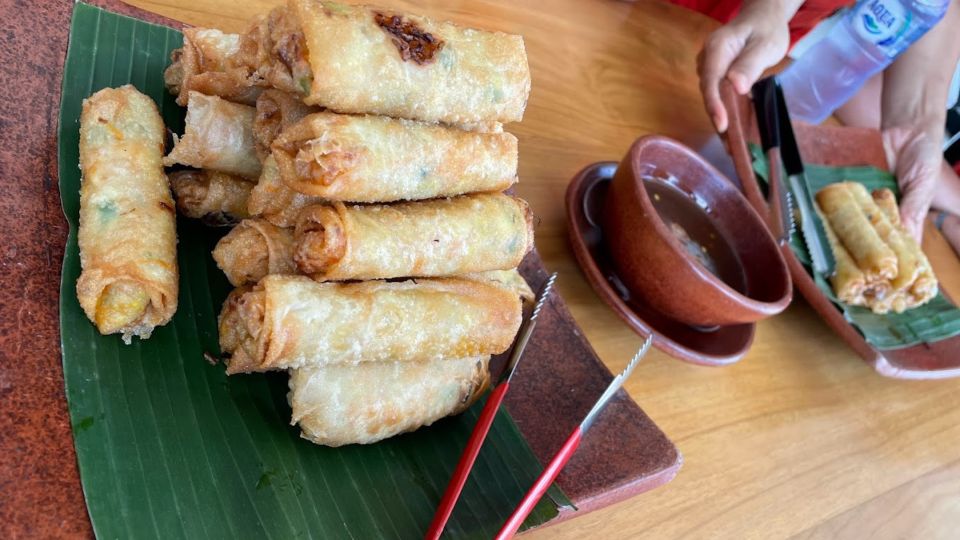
[170,170,254,224]
[281,1,530,125]
[246,155,324,228]
[293,194,533,280]
[816,182,897,281]
[163,92,261,179]
[227,6,312,97]
[77,85,178,343]
[288,356,489,446]
[873,189,938,309]
[212,219,296,287]
[219,275,522,374]
[820,213,866,304]
[847,184,919,291]
[272,112,517,202]
[253,89,320,161]
[164,28,261,106]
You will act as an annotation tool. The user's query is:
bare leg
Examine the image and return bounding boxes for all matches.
[833,72,883,129]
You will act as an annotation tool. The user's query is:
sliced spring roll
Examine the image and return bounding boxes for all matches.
[163,92,262,179]
[289,356,489,446]
[247,155,324,228]
[212,219,296,287]
[164,28,261,106]
[816,182,897,281]
[272,112,517,202]
[253,89,320,161]
[282,1,530,125]
[170,169,254,225]
[848,184,919,291]
[219,275,522,374]
[76,85,178,343]
[293,194,533,280]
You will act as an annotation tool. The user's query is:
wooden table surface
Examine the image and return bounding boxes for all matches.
[123,0,960,537]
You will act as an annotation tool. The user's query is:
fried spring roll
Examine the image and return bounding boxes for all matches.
[219,276,522,374]
[212,219,296,287]
[816,183,897,281]
[170,170,254,224]
[163,92,261,179]
[272,112,517,202]
[253,89,320,161]
[820,212,866,304]
[848,184,919,291]
[288,356,489,446]
[246,155,324,228]
[77,85,178,343]
[164,28,261,106]
[293,194,533,280]
[873,189,938,308]
[240,1,530,126]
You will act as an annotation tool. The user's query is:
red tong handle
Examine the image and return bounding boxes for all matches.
[494,427,583,540]
[425,382,511,540]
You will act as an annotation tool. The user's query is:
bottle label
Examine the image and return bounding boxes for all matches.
[853,0,913,57]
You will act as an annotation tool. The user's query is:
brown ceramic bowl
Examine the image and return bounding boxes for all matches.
[602,135,791,327]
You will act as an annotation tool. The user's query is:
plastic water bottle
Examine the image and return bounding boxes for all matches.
[779,0,950,124]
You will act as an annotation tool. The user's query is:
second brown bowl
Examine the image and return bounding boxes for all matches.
[602,135,791,327]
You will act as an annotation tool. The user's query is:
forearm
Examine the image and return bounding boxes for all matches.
[881,0,960,137]
[737,0,805,23]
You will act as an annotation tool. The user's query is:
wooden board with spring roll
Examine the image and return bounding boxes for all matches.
[41,1,681,537]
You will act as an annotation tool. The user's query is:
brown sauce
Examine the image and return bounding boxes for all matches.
[374,12,444,65]
[644,175,746,293]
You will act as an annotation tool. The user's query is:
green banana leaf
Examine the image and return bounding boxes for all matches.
[750,143,960,350]
[58,3,565,538]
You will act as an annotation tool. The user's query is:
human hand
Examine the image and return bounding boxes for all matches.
[882,126,941,242]
[697,1,794,133]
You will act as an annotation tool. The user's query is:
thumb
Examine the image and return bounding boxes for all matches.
[898,191,927,243]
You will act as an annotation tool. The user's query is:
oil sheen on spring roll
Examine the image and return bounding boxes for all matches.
[246,155,324,228]
[288,356,490,446]
[77,85,178,343]
[285,0,530,125]
[816,182,897,281]
[219,275,522,374]
[293,194,533,280]
[272,112,517,202]
[253,90,320,161]
[170,169,253,225]
[212,219,296,287]
[163,92,261,179]
[164,28,261,106]
[459,268,534,303]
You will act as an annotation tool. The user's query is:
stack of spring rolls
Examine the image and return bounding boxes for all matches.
[815,182,937,314]
[163,1,534,446]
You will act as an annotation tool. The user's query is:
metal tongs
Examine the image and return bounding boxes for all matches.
[425,273,558,540]
[494,336,654,539]
[753,77,836,275]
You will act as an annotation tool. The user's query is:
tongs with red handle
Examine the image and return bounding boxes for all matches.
[425,273,558,540]
[494,336,653,540]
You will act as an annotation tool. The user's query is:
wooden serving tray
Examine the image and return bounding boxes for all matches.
[0,0,680,536]
[721,82,960,379]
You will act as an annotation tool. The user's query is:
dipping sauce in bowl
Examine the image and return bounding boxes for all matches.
[644,174,746,294]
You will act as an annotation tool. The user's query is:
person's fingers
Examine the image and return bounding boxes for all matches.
[899,189,930,242]
[727,36,787,94]
[698,29,746,133]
